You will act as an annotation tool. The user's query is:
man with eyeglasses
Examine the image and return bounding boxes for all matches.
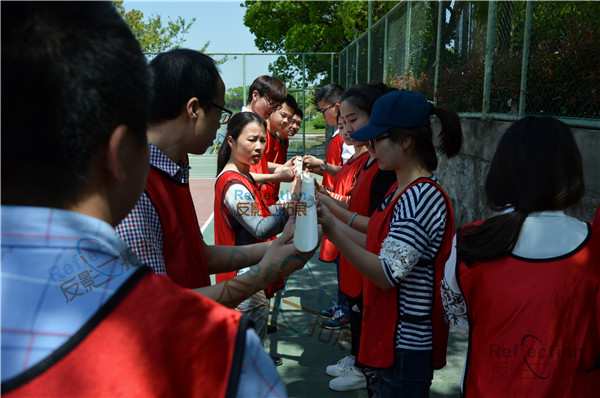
[303,84,355,191]
[116,49,313,308]
[242,75,296,207]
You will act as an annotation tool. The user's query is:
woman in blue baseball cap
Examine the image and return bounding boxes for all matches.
[318,89,462,397]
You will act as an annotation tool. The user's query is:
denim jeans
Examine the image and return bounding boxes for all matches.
[376,349,433,398]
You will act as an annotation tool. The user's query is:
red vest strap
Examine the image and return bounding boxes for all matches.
[145,166,210,289]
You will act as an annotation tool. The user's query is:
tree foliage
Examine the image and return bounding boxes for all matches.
[242,1,397,86]
[113,1,201,55]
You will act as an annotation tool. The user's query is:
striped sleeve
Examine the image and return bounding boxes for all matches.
[380,182,447,286]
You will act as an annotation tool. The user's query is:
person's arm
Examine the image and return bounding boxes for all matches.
[441,235,469,334]
[115,192,167,274]
[317,200,391,289]
[223,182,287,240]
[302,155,342,177]
[204,241,271,274]
[193,218,317,307]
[318,191,369,233]
[316,183,350,207]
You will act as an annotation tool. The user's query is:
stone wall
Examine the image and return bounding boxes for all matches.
[434,118,600,228]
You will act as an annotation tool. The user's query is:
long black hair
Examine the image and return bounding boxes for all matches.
[457,116,584,263]
[216,112,266,175]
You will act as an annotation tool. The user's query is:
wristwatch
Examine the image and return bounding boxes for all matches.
[320,161,328,171]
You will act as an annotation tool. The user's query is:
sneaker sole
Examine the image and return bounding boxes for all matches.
[328,380,366,391]
[322,322,349,330]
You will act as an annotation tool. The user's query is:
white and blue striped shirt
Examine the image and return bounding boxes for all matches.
[378,177,447,351]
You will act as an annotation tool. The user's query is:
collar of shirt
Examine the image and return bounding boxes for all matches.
[149,142,191,184]
[1,205,144,382]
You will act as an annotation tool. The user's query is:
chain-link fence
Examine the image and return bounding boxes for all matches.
[339,1,599,126]
[203,52,338,157]
[193,1,598,158]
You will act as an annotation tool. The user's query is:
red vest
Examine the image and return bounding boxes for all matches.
[359,178,453,370]
[264,130,288,165]
[457,222,600,398]
[319,152,368,262]
[213,170,284,297]
[323,133,344,190]
[145,166,211,289]
[3,268,244,398]
[250,151,278,207]
[339,157,380,297]
[263,130,289,201]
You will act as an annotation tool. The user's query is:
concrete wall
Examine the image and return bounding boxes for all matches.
[434,118,600,228]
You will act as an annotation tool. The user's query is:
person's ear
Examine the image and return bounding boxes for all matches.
[186,97,201,121]
[104,125,129,183]
[227,135,235,149]
[399,136,412,151]
[251,90,261,103]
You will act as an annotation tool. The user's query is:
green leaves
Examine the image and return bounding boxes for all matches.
[113,1,197,55]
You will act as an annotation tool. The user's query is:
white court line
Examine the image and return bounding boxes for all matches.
[201,212,214,234]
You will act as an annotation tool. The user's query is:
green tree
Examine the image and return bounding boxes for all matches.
[113,1,201,55]
[242,1,397,86]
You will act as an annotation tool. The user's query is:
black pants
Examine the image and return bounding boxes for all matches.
[347,293,365,369]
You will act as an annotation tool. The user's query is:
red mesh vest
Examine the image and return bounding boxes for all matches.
[3,269,245,398]
[145,166,210,289]
[359,178,452,370]
[319,152,368,262]
[339,157,380,297]
[213,170,284,297]
[323,133,344,190]
[457,222,600,397]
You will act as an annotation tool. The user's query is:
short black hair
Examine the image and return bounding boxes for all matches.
[1,2,152,207]
[247,75,287,104]
[295,107,304,119]
[148,49,220,124]
[315,83,344,105]
[283,94,299,113]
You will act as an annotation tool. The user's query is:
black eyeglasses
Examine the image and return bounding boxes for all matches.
[369,134,390,149]
[197,99,233,124]
[319,103,336,114]
[263,95,283,111]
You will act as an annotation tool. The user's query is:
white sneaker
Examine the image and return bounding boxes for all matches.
[329,367,366,391]
[325,356,354,377]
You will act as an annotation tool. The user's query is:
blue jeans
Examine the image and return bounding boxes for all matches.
[377,349,433,398]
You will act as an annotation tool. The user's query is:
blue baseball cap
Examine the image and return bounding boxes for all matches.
[350,90,433,142]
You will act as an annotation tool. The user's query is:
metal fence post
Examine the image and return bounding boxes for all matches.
[331,53,334,84]
[302,53,306,156]
[404,0,412,88]
[355,42,359,85]
[367,0,372,83]
[482,1,498,116]
[383,13,389,85]
[433,0,443,104]
[519,1,534,117]
[242,54,247,103]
